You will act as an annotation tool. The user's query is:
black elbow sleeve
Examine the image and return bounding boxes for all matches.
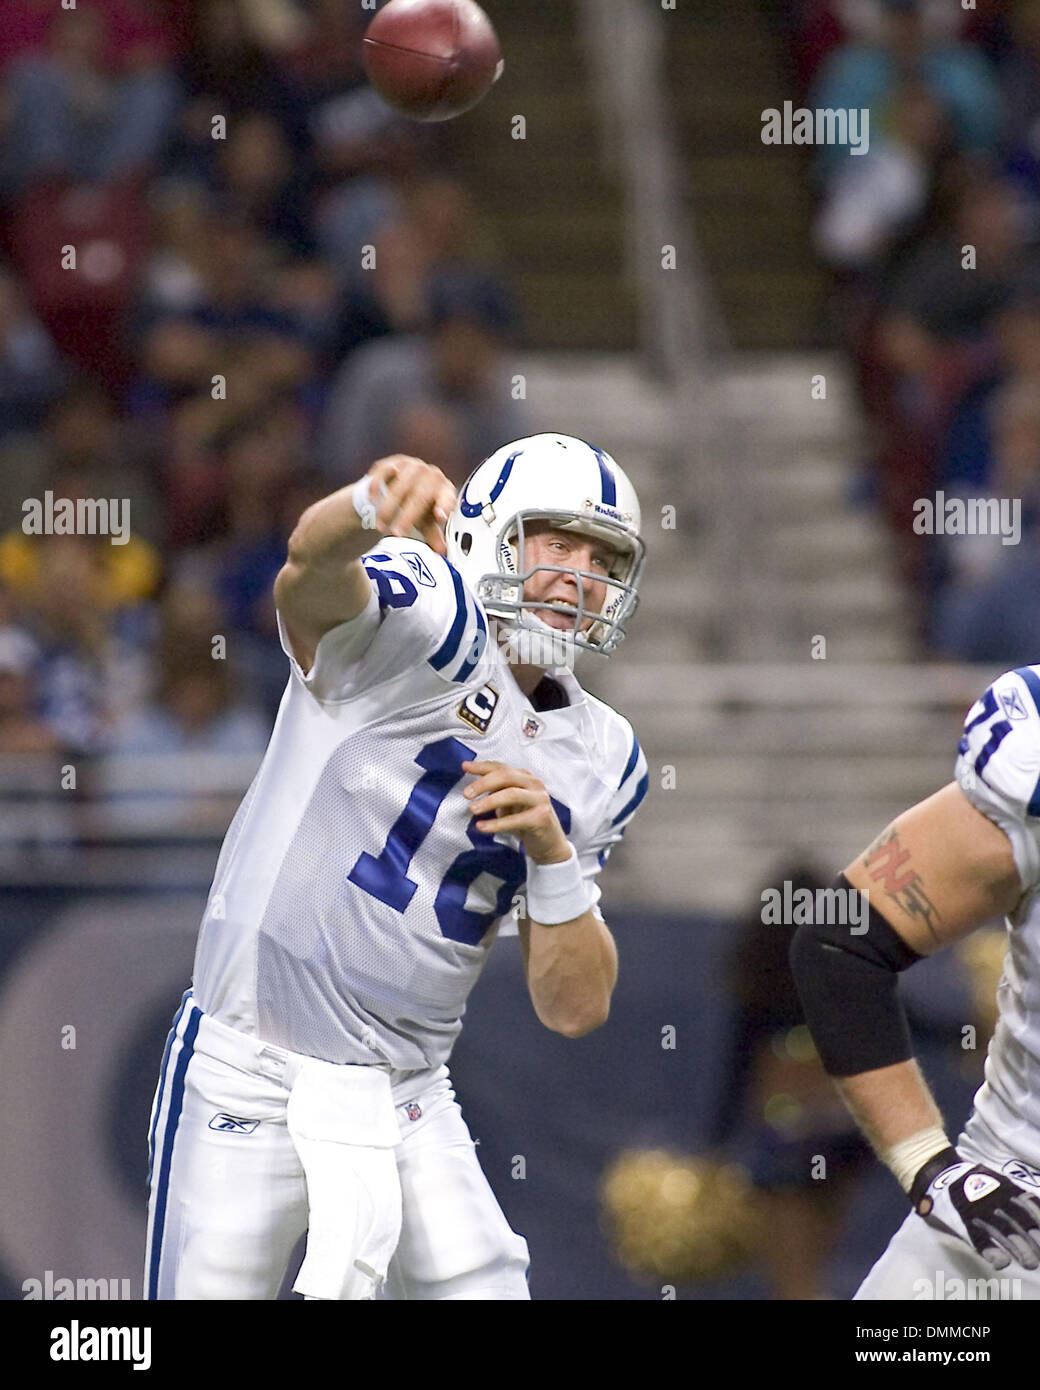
[788,874,924,1077]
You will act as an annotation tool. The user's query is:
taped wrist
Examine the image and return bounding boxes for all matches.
[352,475,377,530]
[788,873,924,1077]
[525,845,591,925]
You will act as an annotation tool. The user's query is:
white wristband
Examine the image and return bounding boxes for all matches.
[882,1126,952,1194]
[352,475,378,530]
[524,844,592,925]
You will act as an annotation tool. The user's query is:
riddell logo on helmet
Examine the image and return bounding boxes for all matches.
[582,499,631,524]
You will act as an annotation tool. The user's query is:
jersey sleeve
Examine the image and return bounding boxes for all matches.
[276,537,488,705]
[499,715,648,936]
[576,718,649,918]
[954,666,1040,894]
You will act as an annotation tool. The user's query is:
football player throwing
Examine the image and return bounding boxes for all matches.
[144,434,648,1300]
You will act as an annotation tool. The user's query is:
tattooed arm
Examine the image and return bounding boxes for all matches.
[834,782,1021,1154]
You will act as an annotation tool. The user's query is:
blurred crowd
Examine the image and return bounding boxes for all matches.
[784,0,1040,658]
[0,0,525,792]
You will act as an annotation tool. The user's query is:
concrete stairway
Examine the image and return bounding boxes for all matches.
[513,350,964,915]
[440,2,637,350]
[663,1,832,349]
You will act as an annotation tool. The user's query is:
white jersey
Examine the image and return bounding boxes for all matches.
[191,538,647,1071]
[953,665,1040,1167]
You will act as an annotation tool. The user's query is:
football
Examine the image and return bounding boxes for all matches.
[362,0,503,123]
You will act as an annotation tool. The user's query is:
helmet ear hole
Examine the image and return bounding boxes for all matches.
[460,533,472,556]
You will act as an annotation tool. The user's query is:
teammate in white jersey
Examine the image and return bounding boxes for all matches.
[144,433,649,1300]
[791,666,1040,1299]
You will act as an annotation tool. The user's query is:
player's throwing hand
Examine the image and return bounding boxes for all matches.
[462,760,572,865]
[912,1149,1040,1271]
[355,455,457,556]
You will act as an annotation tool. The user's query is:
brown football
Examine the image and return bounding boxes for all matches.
[362,0,503,123]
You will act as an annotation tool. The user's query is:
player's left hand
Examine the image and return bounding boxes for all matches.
[913,1150,1040,1271]
[462,760,571,864]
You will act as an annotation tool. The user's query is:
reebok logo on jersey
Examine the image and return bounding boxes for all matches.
[1003,1160,1040,1188]
[208,1114,261,1134]
[999,688,1029,720]
[963,1173,1001,1202]
[457,683,499,734]
[402,551,436,587]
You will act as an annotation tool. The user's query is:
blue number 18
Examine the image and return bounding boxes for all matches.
[347,737,570,946]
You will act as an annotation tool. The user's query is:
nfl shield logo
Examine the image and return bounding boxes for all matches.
[405,1101,422,1122]
[522,715,542,739]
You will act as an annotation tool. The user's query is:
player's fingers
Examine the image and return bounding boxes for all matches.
[461,760,506,793]
[368,465,413,532]
[388,472,452,539]
[369,456,432,531]
[464,768,540,798]
[435,481,457,524]
[474,811,536,834]
[468,788,535,815]
[423,482,458,555]
[367,453,418,497]
[996,1210,1040,1267]
[1011,1194,1040,1233]
[972,1219,1020,1270]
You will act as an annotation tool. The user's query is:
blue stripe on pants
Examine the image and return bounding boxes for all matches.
[147,990,190,1188]
[147,1002,201,1299]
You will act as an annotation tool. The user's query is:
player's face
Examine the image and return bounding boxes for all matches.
[520,524,617,632]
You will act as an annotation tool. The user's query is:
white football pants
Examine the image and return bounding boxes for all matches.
[144,993,530,1300]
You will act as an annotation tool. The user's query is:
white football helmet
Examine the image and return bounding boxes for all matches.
[445,433,645,664]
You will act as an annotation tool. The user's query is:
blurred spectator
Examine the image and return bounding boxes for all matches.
[0,537,140,753]
[815,80,952,271]
[882,169,1027,348]
[330,215,433,360]
[311,91,428,289]
[106,638,269,759]
[0,626,58,754]
[132,208,318,449]
[319,269,525,484]
[137,180,212,319]
[931,373,1040,660]
[0,266,66,439]
[212,111,314,256]
[0,462,161,621]
[0,3,180,195]
[866,167,1033,593]
[174,0,309,142]
[811,0,1003,184]
[999,0,1040,198]
[100,627,270,835]
[7,176,150,392]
